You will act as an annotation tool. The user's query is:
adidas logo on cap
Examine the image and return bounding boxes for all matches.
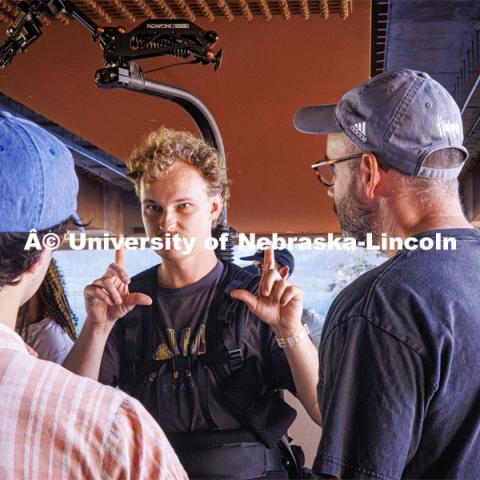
[350,121,367,143]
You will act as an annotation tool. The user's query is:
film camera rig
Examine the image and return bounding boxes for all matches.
[0,0,222,70]
[0,0,236,260]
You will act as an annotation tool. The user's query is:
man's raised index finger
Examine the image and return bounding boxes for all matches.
[115,235,127,270]
[263,243,276,271]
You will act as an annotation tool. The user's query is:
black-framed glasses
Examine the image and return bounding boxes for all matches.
[311,153,363,187]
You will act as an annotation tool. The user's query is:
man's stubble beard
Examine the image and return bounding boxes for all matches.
[334,178,379,243]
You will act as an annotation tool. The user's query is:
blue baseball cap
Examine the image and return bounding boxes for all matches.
[240,248,295,275]
[294,69,468,180]
[0,111,79,232]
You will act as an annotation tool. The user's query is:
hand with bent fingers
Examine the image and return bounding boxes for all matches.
[84,241,152,330]
[231,244,304,336]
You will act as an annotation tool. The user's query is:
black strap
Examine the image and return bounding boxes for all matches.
[169,428,285,480]
[124,262,258,379]
[124,319,139,380]
[174,439,284,479]
[168,428,258,450]
[204,263,260,381]
[122,265,159,392]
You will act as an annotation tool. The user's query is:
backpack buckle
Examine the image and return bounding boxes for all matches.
[228,348,243,371]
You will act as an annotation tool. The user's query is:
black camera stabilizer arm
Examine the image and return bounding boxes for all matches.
[0,1,234,260]
[0,1,222,70]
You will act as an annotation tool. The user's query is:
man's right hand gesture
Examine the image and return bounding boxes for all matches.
[63,240,152,379]
[84,242,152,333]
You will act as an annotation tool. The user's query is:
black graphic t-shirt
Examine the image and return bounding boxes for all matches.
[99,261,294,433]
[150,261,223,431]
[154,261,223,367]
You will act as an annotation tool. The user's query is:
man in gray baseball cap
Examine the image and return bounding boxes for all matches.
[294,69,480,479]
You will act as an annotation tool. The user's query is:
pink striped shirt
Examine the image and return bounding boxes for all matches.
[0,324,188,479]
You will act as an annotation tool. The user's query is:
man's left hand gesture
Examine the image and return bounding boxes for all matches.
[231,244,304,337]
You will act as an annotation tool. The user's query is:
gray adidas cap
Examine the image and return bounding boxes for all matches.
[294,69,468,180]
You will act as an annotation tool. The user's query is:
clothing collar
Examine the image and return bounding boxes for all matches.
[0,323,29,353]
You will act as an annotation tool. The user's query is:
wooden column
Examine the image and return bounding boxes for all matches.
[103,184,124,234]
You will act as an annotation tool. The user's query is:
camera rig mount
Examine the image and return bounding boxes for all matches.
[0,0,222,71]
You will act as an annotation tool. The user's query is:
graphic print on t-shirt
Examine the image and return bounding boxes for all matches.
[152,263,222,382]
[154,325,207,364]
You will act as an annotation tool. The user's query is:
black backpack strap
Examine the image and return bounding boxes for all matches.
[223,267,260,371]
[124,320,139,381]
[121,265,159,393]
[204,263,298,452]
[123,262,258,387]
[202,262,260,381]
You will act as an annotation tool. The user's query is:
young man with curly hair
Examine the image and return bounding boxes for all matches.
[65,127,320,479]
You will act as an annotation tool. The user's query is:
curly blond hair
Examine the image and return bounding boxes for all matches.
[127,127,230,207]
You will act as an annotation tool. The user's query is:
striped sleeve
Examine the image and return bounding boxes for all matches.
[101,396,188,479]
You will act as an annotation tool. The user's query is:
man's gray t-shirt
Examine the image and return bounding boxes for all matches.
[314,229,480,479]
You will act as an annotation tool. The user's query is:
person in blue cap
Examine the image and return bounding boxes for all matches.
[0,111,186,478]
[294,69,480,478]
[240,248,325,347]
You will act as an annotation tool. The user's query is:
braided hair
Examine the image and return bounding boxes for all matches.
[18,258,78,341]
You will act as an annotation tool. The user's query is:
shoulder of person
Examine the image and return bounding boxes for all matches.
[129,264,160,292]
[35,317,68,334]
[28,317,74,351]
[325,252,438,358]
[42,325,75,365]
[222,261,260,293]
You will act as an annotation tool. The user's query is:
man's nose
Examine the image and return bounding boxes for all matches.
[327,185,335,199]
[159,209,177,232]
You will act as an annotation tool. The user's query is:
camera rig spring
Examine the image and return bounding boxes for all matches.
[0,1,222,71]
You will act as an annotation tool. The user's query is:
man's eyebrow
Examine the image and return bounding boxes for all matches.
[142,197,195,204]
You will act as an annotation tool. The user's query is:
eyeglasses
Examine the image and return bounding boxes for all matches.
[311,153,363,187]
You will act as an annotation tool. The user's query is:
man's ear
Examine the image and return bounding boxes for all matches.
[279,265,290,279]
[359,153,383,200]
[18,248,52,308]
[209,194,224,222]
[25,248,51,276]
